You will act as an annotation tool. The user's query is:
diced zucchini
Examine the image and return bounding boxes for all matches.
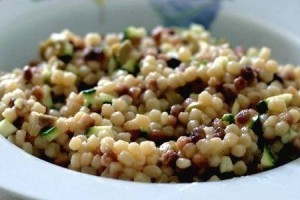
[121,59,138,74]
[118,40,133,65]
[40,38,73,63]
[42,85,53,108]
[256,101,268,114]
[86,125,113,137]
[248,115,260,129]
[248,114,264,150]
[260,145,277,169]
[165,90,184,106]
[82,88,96,107]
[100,93,114,104]
[61,42,73,57]
[220,156,233,173]
[56,41,74,63]
[124,26,147,40]
[222,114,234,124]
[0,119,17,137]
[257,93,293,114]
[281,129,298,144]
[108,57,118,75]
[40,127,60,142]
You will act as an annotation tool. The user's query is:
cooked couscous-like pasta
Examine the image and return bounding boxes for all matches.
[1,24,300,182]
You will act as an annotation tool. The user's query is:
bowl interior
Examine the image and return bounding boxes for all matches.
[210,11,300,64]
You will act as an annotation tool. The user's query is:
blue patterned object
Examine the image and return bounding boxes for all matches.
[150,0,221,29]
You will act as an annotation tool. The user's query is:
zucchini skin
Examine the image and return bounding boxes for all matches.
[261,145,277,169]
[40,127,60,142]
[222,114,234,124]
[257,101,268,114]
[249,115,264,151]
[82,88,96,107]
[257,93,293,114]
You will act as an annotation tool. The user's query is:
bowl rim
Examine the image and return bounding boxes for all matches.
[0,1,300,200]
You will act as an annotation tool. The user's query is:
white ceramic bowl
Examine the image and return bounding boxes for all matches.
[0,1,300,199]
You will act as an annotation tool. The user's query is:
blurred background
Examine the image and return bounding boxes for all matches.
[0,0,298,69]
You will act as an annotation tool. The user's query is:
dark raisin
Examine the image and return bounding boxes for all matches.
[177,79,207,99]
[170,104,184,117]
[234,76,248,91]
[241,67,256,84]
[23,65,32,82]
[211,118,226,129]
[177,136,192,149]
[192,153,208,168]
[31,86,44,101]
[190,126,206,143]
[8,98,15,107]
[166,28,175,35]
[28,61,39,67]
[161,150,179,166]
[129,130,148,142]
[101,152,116,167]
[145,79,157,90]
[54,154,69,167]
[167,58,181,68]
[149,129,170,146]
[128,87,141,99]
[83,47,105,62]
[37,114,57,127]
[236,109,251,124]
[151,26,163,43]
[115,84,129,96]
[26,134,35,144]
[70,40,84,51]
[13,117,24,129]
[284,71,295,80]
[212,127,225,139]
[217,84,236,104]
